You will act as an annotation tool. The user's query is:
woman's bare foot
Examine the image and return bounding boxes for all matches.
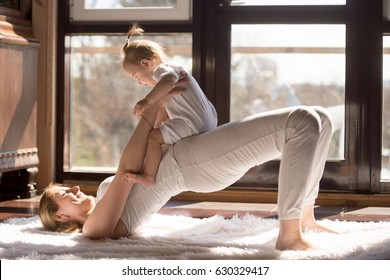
[276,219,313,251]
[124,173,155,187]
[301,204,339,234]
[301,220,339,234]
[275,233,312,251]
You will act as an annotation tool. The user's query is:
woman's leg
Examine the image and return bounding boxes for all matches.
[275,106,336,250]
[83,89,185,239]
[174,106,332,250]
[299,107,337,233]
[302,106,333,208]
[129,128,165,187]
[176,106,321,198]
[82,103,161,238]
[277,106,323,220]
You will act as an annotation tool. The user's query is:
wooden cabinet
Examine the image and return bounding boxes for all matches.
[0,0,39,199]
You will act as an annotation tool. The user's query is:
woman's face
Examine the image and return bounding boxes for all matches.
[51,186,95,224]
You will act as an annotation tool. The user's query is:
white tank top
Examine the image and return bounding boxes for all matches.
[96,147,187,234]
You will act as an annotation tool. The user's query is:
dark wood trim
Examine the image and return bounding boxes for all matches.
[351,0,383,193]
[191,0,202,86]
[55,0,66,183]
[0,0,31,20]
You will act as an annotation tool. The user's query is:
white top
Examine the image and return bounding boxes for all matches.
[153,63,217,144]
[96,147,188,233]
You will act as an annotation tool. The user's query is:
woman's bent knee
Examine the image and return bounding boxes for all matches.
[287,106,321,137]
[311,106,333,133]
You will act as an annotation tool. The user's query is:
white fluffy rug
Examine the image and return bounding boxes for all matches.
[1,214,390,260]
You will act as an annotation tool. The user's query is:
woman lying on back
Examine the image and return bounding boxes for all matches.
[40,78,336,250]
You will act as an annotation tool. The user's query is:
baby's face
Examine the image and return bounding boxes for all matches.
[124,59,156,87]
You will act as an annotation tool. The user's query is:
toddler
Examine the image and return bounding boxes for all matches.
[121,23,217,186]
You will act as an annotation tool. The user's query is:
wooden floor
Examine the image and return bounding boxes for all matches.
[1,195,390,222]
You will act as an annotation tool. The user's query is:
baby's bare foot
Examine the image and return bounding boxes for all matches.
[124,173,155,187]
[123,173,137,183]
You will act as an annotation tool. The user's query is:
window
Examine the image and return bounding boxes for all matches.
[230,24,345,160]
[65,33,192,172]
[58,1,387,194]
[70,0,192,22]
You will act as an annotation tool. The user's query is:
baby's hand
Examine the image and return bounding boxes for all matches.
[176,71,188,87]
[133,98,150,117]
[162,71,188,100]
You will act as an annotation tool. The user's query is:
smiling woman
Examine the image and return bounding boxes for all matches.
[52,186,95,223]
[39,184,95,233]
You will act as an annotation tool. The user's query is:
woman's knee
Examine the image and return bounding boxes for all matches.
[287,106,322,136]
[310,106,334,134]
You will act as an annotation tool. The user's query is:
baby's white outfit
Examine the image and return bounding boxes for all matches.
[153,63,217,144]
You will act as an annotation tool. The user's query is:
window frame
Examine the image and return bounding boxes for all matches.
[56,0,388,194]
[211,2,352,192]
[69,0,192,22]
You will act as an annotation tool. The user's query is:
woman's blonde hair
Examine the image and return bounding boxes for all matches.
[121,23,166,66]
[39,183,82,233]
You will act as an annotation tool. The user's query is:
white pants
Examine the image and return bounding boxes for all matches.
[172,106,333,220]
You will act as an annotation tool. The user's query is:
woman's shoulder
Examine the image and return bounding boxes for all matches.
[96,176,115,202]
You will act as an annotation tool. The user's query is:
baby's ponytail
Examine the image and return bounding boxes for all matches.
[125,23,144,46]
[121,22,167,65]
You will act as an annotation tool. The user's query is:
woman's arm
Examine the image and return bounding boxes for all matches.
[83,80,187,239]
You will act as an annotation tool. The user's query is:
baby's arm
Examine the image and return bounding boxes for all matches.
[147,74,178,103]
[133,74,177,117]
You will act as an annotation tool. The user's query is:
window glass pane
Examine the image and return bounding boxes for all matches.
[230,0,345,6]
[67,34,192,172]
[85,0,177,9]
[382,37,390,181]
[231,24,345,160]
